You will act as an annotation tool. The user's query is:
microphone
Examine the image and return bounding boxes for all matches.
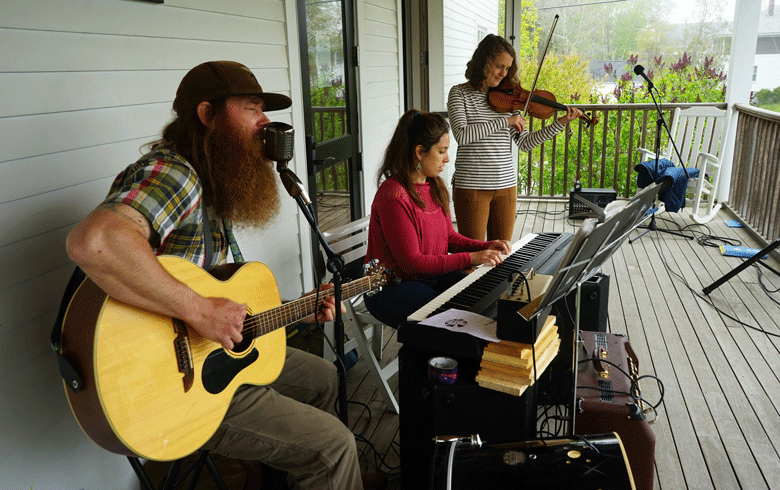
[633,65,654,90]
[263,121,295,171]
[263,121,311,205]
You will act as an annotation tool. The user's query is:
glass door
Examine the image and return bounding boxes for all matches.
[298,0,362,233]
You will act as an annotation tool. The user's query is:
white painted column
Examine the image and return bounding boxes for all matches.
[428,0,445,112]
[721,0,762,202]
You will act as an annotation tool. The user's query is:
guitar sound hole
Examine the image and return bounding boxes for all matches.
[231,337,253,354]
[229,308,254,354]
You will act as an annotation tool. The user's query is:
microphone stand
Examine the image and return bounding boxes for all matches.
[276,163,350,426]
[630,74,694,244]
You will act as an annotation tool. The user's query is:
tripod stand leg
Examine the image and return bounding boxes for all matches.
[629,209,694,244]
[703,239,780,295]
[629,226,653,244]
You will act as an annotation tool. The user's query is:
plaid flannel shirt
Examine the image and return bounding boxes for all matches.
[102,148,229,268]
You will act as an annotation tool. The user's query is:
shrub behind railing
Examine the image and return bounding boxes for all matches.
[312,106,349,193]
[519,102,726,198]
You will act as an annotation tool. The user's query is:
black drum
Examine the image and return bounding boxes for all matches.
[429,433,635,490]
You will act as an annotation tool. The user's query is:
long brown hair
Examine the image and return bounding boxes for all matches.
[465,34,518,92]
[377,109,451,212]
[147,99,230,218]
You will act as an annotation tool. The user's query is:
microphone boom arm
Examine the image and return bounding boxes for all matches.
[277,165,312,205]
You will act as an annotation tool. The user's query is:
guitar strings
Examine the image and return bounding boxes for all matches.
[183,278,373,364]
[238,279,368,336]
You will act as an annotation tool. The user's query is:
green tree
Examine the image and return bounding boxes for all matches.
[532,0,671,62]
[498,0,505,37]
[678,0,729,66]
[498,0,539,58]
[515,51,602,195]
[518,0,540,59]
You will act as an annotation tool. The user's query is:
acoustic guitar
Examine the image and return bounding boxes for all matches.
[60,256,386,461]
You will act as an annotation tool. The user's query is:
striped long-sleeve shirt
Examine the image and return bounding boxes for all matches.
[447,83,565,190]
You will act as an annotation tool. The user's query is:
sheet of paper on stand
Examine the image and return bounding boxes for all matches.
[418,308,500,342]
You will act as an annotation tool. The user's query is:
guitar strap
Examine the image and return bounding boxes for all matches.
[223,220,245,263]
[202,205,245,266]
[202,205,215,270]
[50,266,87,393]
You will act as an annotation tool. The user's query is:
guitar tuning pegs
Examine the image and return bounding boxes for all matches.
[363,259,379,270]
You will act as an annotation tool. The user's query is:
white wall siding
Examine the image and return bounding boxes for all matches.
[436,0,498,191]
[441,0,498,99]
[0,1,305,488]
[357,0,405,208]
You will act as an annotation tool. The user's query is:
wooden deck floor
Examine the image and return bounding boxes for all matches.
[337,199,780,490]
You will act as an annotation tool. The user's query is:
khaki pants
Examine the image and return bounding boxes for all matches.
[453,186,517,242]
[203,347,362,490]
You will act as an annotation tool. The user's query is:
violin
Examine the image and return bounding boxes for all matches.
[488,80,599,127]
[488,14,597,128]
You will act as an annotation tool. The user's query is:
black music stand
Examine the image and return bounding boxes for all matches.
[521,182,663,435]
[630,74,694,244]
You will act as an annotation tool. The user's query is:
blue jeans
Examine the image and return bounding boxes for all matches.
[363,270,467,328]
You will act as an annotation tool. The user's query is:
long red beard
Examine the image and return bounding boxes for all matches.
[205,118,281,230]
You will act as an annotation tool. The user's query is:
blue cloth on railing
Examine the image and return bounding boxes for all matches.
[634,158,700,213]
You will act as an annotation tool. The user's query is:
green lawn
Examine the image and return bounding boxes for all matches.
[756,102,780,113]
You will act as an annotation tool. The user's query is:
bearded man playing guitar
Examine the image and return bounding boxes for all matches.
[64,61,382,490]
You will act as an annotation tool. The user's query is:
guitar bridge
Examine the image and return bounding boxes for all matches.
[173,319,195,392]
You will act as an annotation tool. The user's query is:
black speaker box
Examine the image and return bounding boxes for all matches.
[554,272,609,334]
[538,273,610,400]
[398,345,536,490]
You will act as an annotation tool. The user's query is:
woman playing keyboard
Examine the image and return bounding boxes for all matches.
[363,109,511,328]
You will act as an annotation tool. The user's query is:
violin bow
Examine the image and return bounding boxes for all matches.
[522,14,559,119]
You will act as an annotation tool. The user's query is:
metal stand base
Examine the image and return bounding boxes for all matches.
[130,450,229,490]
[630,210,694,244]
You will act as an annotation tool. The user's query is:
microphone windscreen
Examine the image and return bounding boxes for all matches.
[633,65,645,76]
[264,122,294,162]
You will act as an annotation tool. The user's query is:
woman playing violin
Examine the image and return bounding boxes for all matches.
[447,34,583,242]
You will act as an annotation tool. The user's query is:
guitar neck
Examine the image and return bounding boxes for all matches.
[249,276,372,337]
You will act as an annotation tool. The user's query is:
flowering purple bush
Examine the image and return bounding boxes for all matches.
[603,53,726,103]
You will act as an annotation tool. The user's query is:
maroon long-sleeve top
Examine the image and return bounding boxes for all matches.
[365,178,490,280]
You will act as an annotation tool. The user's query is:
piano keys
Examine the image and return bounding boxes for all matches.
[407,232,574,323]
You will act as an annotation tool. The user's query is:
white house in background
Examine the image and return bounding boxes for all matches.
[746,0,780,94]
[715,0,780,96]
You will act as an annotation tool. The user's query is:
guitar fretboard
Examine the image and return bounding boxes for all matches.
[249,276,374,337]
